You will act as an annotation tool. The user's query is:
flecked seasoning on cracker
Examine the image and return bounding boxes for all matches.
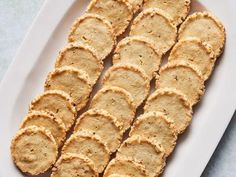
[68,13,116,60]
[130,8,177,54]
[44,66,92,111]
[126,0,143,13]
[11,126,58,175]
[178,12,226,57]
[29,90,76,131]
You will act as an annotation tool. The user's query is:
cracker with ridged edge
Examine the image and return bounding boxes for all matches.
[178,12,226,57]
[126,0,143,13]
[68,13,116,60]
[104,157,148,177]
[51,153,98,177]
[130,111,177,156]
[55,42,103,85]
[87,0,133,36]
[130,8,177,54]
[156,61,205,106]
[117,136,166,177]
[44,66,92,111]
[11,126,58,175]
[90,86,135,132]
[144,88,192,134]
[102,64,150,107]
[29,90,76,131]
[143,0,191,26]
[169,38,216,80]
[74,108,122,152]
[21,110,66,146]
[62,130,110,173]
[113,36,162,79]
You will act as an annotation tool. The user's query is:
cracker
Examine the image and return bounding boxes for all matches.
[90,86,135,132]
[55,42,103,85]
[102,64,150,107]
[117,136,166,177]
[130,111,177,156]
[74,108,122,152]
[130,8,177,54]
[108,174,131,177]
[156,61,205,105]
[178,12,226,57]
[21,111,66,146]
[62,130,110,173]
[44,66,92,111]
[169,38,216,80]
[126,0,143,13]
[68,14,116,60]
[143,0,191,26]
[144,88,192,134]
[51,153,98,177]
[29,90,76,131]
[104,157,148,177]
[87,0,133,36]
[11,126,57,175]
[113,36,162,79]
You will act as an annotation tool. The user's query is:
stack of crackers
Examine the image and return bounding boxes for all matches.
[10,0,225,176]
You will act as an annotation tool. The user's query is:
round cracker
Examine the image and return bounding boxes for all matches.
[68,13,116,60]
[113,36,162,79]
[62,130,110,173]
[21,111,66,146]
[117,136,166,177]
[169,38,216,80]
[104,157,148,177]
[44,66,92,111]
[29,90,76,131]
[143,0,191,26]
[144,88,192,134]
[130,8,177,54]
[130,111,177,156]
[11,126,58,175]
[55,42,103,85]
[156,61,205,106]
[126,0,143,13]
[51,153,98,177]
[90,86,135,132]
[102,64,150,107]
[74,108,122,152]
[178,12,226,57]
[87,0,133,36]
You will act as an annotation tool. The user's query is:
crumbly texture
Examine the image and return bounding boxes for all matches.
[144,88,192,134]
[11,126,58,175]
[87,0,133,36]
[51,153,98,177]
[55,42,103,85]
[21,111,66,146]
[102,64,150,107]
[62,130,110,173]
[143,0,191,26]
[126,0,143,13]
[178,12,226,57]
[104,157,148,177]
[90,86,135,132]
[29,90,76,131]
[44,66,92,111]
[130,8,177,54]
[156,61,205,106]
[130,112,177,156]
[68,14,116,60]
[169,38,216,80]
[74,108,122,152]
[117,136,166,177]
[113,36,162,79]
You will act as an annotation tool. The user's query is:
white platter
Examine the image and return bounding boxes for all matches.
[0,0,235,177]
